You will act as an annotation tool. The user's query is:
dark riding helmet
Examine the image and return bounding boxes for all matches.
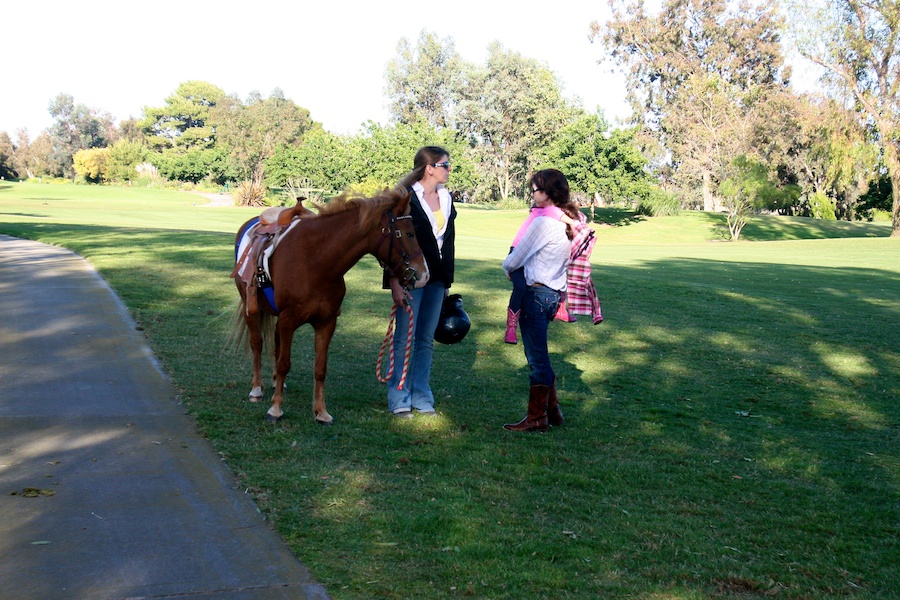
[434,294,471,345]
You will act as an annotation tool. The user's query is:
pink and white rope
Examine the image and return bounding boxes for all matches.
[376,302,414,390]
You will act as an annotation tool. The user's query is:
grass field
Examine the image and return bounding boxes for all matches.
[1,181,898,598]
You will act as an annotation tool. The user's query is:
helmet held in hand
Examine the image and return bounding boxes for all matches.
[434,294,471,345]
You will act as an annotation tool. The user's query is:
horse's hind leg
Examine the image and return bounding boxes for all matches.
[245,314,265,403]
[312,318,337,425]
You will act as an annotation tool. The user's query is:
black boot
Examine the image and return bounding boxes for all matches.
[504,385,550,432]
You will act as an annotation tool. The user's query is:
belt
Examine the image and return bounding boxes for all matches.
[529,283,560,293]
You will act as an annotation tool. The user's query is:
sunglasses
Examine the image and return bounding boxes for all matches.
[531,187,544,193]
[431,161,451,170]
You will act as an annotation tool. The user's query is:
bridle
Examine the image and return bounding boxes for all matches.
[377,210,423,288]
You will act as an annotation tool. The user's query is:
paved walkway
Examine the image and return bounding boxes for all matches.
[197,192,235,207]
[0,235,328,599]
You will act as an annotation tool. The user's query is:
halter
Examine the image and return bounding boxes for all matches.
[377,210,423,288]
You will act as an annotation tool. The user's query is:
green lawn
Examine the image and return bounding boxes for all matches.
[1,181,898,598]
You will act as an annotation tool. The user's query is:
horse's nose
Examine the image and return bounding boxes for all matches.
[414,270,429,288]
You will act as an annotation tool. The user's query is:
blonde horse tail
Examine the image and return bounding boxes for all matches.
[260,312,276,359]
[222,297,277,360]
[223,298,249,356]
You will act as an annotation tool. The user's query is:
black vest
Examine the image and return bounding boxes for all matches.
[384,187,456,288]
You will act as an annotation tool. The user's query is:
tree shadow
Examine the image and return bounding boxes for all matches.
[693,209,892,241]
[5,220,898,595]
[580,206,646,227]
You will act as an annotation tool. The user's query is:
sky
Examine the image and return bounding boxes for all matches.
[2,0,632,139]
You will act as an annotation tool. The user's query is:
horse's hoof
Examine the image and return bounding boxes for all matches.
[249,386,264,403]
[316,419,334,426]
[266,413,284,423]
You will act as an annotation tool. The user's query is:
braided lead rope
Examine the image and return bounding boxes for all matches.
[376,302,415,390]
[375,306,398,383]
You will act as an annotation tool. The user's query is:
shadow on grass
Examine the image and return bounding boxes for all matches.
[3,221,898,597]
[693,210,892,241]
[579,206,646,228]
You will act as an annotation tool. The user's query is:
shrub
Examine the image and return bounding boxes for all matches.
[233,179,267,207]
[809,190,837,220]
[637,188,680,216]
[871,208,892,222]
[107,140,149,183]
[72,148,110,183]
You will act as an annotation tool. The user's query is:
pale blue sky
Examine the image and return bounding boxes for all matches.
[4,0,820,139]
[3,0,627,137]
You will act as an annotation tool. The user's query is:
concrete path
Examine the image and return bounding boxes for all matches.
[0,234,328,599]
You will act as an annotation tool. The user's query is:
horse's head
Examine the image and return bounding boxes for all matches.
[376,189,429,289]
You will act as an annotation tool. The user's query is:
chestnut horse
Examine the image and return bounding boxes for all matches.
[231,187,429,424]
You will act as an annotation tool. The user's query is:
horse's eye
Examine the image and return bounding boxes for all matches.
[407,232,415,238]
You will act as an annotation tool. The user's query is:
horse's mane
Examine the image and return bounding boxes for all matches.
[313,187,410,233]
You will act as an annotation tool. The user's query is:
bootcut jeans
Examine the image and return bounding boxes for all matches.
[387,282,446,414]
[520,284,561,388]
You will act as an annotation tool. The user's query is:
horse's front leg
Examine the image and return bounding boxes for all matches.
[312,318,337,425]
[267,320,297,422]
[271,324,282,391]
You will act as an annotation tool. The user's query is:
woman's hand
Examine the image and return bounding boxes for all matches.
[390,277,410,306]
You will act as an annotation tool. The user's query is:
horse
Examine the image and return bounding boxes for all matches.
[230,187,429,424]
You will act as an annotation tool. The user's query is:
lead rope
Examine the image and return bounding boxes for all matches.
[376,302,415,390]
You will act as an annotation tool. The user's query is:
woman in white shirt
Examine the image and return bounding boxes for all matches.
[501,169,574,432]
[385,146,457,418]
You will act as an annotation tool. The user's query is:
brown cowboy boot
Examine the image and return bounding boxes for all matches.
[504,385,550,432]
[547,380,564,427]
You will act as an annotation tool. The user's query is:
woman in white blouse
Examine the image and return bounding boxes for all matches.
[501,169,575,432]
[385,146,457,418]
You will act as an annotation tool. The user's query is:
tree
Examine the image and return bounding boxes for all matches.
[456,43,578,201]
[46,93,116,178]
[106,139,149,183]
[783,94,878,219]
[385,30,463,129]
[719,155,799,239]
[595,0,791,211]
[266,129,359,195]
[352,120,476,193]
[211,89,315,188]
[857,172,894,217]
[788,0,900,236]
[266,122,475,199]
[542,112,655,207]
[151,148,227,184]
[9,129,54,179]
[0,131,15,179]
[140,81,227,151]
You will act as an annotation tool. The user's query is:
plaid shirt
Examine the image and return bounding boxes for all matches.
[566,217,603,324]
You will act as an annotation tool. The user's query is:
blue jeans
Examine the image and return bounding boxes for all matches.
[387,283,446,413]
[520,285,560,387]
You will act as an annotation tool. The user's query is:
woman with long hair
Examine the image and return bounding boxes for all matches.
[386,146,457,417]
[501,169,573,432]
[504,170,578,343]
